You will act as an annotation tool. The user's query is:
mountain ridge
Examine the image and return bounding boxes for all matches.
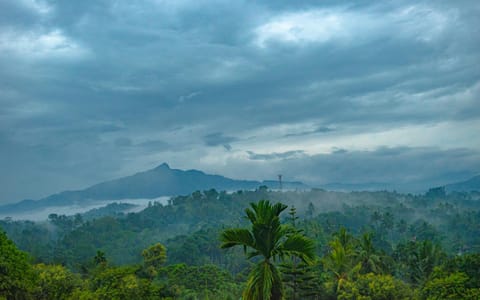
[445,174,480,192]
[0,163,307,214]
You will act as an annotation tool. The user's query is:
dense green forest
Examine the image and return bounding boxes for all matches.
[2,187,480,299]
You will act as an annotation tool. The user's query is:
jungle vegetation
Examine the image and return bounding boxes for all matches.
[2,187,480,299]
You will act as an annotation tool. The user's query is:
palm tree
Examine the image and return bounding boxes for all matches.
[412,240,444,285]
[357,232,383,274]
[323,239,360,293]
[220,200,315,300]
[322,228,360,294]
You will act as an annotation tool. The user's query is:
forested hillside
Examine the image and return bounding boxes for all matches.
[2,187,480,299]
[0,163,307,216]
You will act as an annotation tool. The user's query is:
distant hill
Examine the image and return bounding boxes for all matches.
[81,202,139,220]
[445,175,480,192]
[0,163,308,215]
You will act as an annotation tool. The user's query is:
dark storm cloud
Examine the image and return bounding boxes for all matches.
[332,148,348,155]
[0,0,49,27]
[0,0,479,202]
[3,0,478,132]
[284,126,335,137]
[203,132,237,147]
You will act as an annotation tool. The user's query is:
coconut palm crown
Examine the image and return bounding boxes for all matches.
[220,200,316,300]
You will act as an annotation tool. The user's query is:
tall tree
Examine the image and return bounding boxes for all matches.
[220,200,315,300]
[280,206,324,300]
[142,243,167,278]
[0,231,36,299]
[357,232,384,274]
[323,228,360,295]
[394,240,445,285]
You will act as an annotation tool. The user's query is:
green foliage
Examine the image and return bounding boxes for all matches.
[93,251,107,266]
[393,240,445,285]
[0,231,36,299]
[420,254,480,299]
[1,189,480,300]
[220,200,316,300]
[67,288,98,300]
[442,253,480,287]
[4,189,480,270]
[422,269,479,300]
[337,273,413,300]
[34,263,81,300]
[322,228,361,294]
[357,232,385,274]
[161,263,241,299]
[280,259,324,300]
[0,220,55,263]
[142,243,167,277]
[280,206,324,300]
[90,266,157,299]
[243,260,283,300]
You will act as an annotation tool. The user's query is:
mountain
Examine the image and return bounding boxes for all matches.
[445,175,480,192]
[0,163,308,215]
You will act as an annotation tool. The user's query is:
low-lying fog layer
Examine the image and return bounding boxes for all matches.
[0,197,170,222]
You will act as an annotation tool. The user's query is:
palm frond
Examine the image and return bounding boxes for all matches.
[247,250,261,260]
[278,233,316,264]
[220,228,255,250]
[272,202,288,216]
[245,207,257,223]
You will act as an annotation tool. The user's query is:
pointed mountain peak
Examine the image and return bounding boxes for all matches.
[154,162,170,171]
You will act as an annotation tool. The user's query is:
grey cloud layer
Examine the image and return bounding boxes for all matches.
[0,0,479,202]
[242,147,480,192]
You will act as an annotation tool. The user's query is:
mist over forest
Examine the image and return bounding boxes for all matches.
[2,0,480,299]
[2,184,480,299]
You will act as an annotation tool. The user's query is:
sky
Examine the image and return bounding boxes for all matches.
[1,0,479,203]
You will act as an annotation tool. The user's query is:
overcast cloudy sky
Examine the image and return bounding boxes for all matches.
[1,0,479,203]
